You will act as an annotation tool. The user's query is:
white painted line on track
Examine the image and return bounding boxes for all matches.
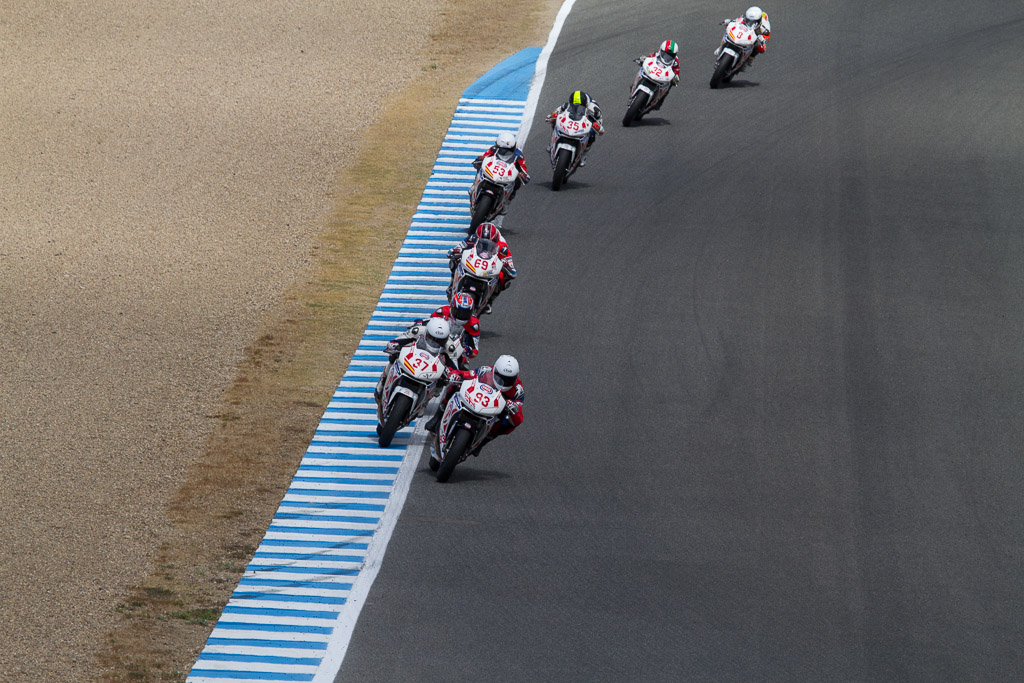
[519,0,578,145]
[188,89,540,683]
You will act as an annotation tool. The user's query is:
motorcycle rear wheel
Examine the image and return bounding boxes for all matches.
[710,58,730,89]
[436,428,472,482]
[469,194,494,233]
[551,148,571,191]
[378,393,411,448]
[622,93,646,127]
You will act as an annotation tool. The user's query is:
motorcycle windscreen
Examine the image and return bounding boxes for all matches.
[494,148,516,163]
[474,238,498,260]
[566,103,588,120]
[416,335,443,356]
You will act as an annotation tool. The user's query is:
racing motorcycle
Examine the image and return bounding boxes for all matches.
[468,149,520,232]
[447,238,503,317]
[429,374,507,482]
[710,19,758,88]
[374,335,448,448]
[622,54,676,126]
[548,102,594,191]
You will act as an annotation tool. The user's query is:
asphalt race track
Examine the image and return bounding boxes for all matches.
[339,0,1024,679]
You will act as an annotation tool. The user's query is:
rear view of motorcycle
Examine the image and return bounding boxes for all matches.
[710,19,757,88]
[623,54,676,126]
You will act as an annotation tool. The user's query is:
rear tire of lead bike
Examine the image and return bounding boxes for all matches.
[622,93,646,127]
[710,58,730,89]
[551,149,571,191]
[436,428,472,482]
[469,194,494,233]
[378,394,411,448]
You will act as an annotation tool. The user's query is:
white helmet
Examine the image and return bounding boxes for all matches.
[492,354,519,390]
[495,132,516,151]
[744,6,763,28]
[423,318,451,353]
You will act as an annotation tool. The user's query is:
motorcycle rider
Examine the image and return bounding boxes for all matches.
[375,317,457,409]
[426,354,524,458]
[718,6,771,67]
[381,317,459,372]
[637,40,681,110]
[546,90,604,166]
[429,292,481,367]
[472,132,530,212]
[447,222,516,315]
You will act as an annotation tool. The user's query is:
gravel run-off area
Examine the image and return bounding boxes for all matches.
[0,1,461,679]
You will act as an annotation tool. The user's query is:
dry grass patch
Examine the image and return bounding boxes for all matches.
[95,0,560,680]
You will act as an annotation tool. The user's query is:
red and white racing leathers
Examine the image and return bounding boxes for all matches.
[446,365,524,437]
[430,305,480,360]
[448,234,517,293]
[472,145,531,185]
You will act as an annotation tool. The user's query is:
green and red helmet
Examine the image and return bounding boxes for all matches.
[659,40,678,60]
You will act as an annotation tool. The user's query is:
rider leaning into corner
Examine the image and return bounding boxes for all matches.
[718,6,772,67]
[472,132,530,211]
[638,40,681,110]
[546,90,604,166]
[375,318,462,412]
[426,354,525,457]
[382,294,480,369]
[447,222,517,315]
[381,317,459,378]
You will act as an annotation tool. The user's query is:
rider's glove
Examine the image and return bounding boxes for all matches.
[385,341,400,354]
[671,74,680,85]
[633,57,643,65]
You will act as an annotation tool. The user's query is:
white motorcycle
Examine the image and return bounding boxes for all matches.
[548,103,594,191]
[710,19,758,88]
[622,55,676,126]
[448,238,503,318]
[469,150,520,232]
[430,375,507,482]
[374,336,448,448]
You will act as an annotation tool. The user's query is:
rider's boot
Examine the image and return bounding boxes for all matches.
[424,409,441,434]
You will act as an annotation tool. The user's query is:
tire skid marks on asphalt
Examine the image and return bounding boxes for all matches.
[187,93,529,683]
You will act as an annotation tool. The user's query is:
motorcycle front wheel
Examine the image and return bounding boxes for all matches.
[436,428,472,482]
[378,393,412,448]
[469,194,494,233]
[622,93,646,127]
[551,148,571,191]
[710,57,731,89]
